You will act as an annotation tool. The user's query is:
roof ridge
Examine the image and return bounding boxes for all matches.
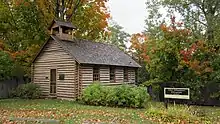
[75,38,120,50]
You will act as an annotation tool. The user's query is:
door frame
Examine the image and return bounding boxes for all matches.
[50,68,57,95]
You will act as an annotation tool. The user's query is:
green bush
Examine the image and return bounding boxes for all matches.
[81,83,106,105]
[10,83,41,99]
[81,82,150,108]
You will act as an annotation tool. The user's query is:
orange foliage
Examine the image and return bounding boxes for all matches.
[130,33,150,62]
[188,60,213,75]
[0,40,4,50]
[130,16,213,75]
[14,0,30,6]
[67,0,111,39]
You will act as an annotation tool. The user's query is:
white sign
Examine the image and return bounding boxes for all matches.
[164,88,190,99]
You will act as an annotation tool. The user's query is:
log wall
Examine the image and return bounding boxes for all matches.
[33,38,138,99]
[79,65,137,89]
[33,39,77,100]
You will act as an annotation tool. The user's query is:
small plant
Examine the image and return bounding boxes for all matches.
[81,82,150,108]
[145,102,214,123]
[10,83,41,99]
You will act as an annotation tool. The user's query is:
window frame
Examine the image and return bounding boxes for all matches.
[110,66,115,83]
[123,67,128,82]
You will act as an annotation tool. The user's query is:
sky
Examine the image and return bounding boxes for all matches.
[107,0,146,34]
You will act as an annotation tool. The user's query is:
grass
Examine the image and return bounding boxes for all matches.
[0,99,220,124]
[146,102,220,123]
[0,99,154,124]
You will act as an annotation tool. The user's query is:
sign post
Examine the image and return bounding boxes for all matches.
[164,88,190,109]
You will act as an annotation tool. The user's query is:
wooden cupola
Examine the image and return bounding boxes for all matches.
[48,20,77,41]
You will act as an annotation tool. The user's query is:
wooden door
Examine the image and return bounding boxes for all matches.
[50,69,56,94]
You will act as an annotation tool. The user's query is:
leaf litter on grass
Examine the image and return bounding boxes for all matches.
[0,100,155,124]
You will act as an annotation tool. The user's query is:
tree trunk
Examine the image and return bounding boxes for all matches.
[60,0,65,20]
[56,0,60,18]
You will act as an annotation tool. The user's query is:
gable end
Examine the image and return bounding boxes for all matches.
[32,36,80,64]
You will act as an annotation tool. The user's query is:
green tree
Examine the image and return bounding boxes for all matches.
[106,21,130,51]
[0,51,15,81]
[0,1,47,52]
[145,0,220,44]
[145,0,165,39]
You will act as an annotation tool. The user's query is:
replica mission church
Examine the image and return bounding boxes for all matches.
[32,20,140,100]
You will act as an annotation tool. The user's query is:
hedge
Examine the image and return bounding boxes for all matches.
[81,83,150,108]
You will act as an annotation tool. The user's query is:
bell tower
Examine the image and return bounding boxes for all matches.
[49,20,77,41]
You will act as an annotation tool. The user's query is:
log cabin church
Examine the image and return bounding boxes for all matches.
[32,20,141,100]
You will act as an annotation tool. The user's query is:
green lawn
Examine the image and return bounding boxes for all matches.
[0,99,220,124]
[0,99,154,124]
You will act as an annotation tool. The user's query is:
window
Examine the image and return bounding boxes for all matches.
[93,66,100,81]
[59,74,65,80]
[62,26,72,34]
[52,27,59,35]
[110,66,115,83]
[124,67,128,82]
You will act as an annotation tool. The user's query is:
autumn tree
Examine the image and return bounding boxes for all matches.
[0,0,111,78]
[164,0,220,44]
[37,0,110,40]
[131,17,220,101]
[129,33,150,84]
[145,0,220,45]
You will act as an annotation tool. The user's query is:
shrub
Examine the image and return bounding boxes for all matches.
[10,83,41,99]
[80,83,106,105]
[81,82,150,108]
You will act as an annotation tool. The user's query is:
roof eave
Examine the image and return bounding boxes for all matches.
[79,62,141,68]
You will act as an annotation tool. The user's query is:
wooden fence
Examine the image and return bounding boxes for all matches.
[0,78,25,99]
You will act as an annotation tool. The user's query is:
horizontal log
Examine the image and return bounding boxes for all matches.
[36,56,73,60]
[34,64,75,67]
[100,78,110,80]
[81,81,93,83]
[58,69,75,72]
[57,85,76,88]
[40,51,70,55]
[100,81,110,83]
[43,48,64,51]
[80,66,93,68]
[56,92,76,96]
[57,89,76,93]
[57,82,76,85]
[33,71,75,75]
[57,86,76,89]
[38,85,49,88]
[80,71,93,74]
[35,60,75,64]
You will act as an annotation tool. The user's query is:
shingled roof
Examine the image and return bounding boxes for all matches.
[46,35,140,67]
[33,35,140,67]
